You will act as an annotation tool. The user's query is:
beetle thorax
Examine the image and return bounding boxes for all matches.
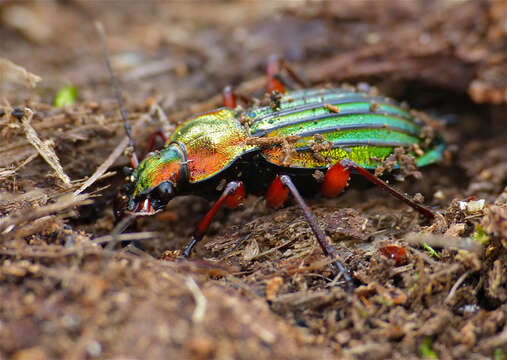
[168,108,256,183]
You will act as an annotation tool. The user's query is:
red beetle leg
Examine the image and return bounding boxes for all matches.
[266,56,286,94]
[339,159,435,219]
[321,162,350,197]
[224,181,245,208]
[129,152,139,169]
[266,176,290,208]
[222,86,237,108]
[266,56,307,94]
[183,181,243,257]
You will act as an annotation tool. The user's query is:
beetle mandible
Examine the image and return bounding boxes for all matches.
[108,51,445,285]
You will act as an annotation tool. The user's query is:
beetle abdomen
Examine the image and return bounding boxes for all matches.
[248,88,444,169]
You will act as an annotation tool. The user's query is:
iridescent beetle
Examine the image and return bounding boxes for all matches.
[103,35,444,284]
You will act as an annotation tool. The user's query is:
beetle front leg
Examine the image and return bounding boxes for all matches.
[183,181,245,257]
[267,175,352,285]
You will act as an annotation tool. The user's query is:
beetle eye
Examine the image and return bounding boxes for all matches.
[149,181,174,210]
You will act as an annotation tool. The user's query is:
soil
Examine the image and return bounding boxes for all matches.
[0,1,506,360]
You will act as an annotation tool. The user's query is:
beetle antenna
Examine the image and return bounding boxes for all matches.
[95,22,139,167]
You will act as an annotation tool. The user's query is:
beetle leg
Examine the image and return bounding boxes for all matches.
[339,159,435,219]
[222,86,237,108]
[278,175,352,285]
[266,176,290,208]
[129,153,139,169]
[183,181,245,257]
[321,162,351,197]
[266,55,308,93]
[266,56,286,93]
[278,57,308,88]
[222,86,255,108]
[144,130,168,156]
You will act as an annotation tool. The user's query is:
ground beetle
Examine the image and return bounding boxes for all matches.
[102,29,444,285]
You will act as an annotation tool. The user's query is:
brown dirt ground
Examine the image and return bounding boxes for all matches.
[0,1,506,359]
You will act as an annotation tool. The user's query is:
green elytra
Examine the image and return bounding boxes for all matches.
[131,87,445,200]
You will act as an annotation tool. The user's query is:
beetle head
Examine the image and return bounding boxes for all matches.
[126,144,188,214]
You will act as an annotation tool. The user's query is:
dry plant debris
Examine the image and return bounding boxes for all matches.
[0,1,505,359]
[0,57,41,88]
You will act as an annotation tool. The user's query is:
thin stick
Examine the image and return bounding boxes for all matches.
[185,276,207,324]
[73,136,128,197]
[20,108,72,187]
[280,58,308,88]
[73,109,151,198]
[0,152,37,181]
[444,270,471,306]
[92,231,158,245]
[0,194,90,234]
[106,213,138,251]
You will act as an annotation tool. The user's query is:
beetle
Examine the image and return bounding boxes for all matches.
[108,53,445,285]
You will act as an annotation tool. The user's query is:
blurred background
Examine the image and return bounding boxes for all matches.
[1,1,505,105]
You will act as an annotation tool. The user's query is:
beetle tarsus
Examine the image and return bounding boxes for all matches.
[183,237,198,258]
[279,175,353,286]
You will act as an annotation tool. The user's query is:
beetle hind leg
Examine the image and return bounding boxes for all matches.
[339,159,435,219]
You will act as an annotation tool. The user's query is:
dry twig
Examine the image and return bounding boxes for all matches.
[0,193,90,234]
[185,276,207,324]
[21,108,72,187]
[73,113,151,197]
